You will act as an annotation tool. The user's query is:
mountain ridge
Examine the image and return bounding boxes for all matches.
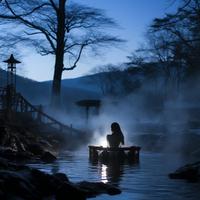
[0,68,102,105]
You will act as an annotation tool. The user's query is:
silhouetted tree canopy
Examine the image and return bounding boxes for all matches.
[124,0,200,97]
[149,0,200,75]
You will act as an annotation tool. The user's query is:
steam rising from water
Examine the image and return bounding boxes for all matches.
[42,78,200,164]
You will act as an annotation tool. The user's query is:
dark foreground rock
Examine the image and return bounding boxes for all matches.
[169,161,200,182]
[0,147,57,164]
[0,157,121,200]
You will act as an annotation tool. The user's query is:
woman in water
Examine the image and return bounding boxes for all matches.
[107,122,124,147]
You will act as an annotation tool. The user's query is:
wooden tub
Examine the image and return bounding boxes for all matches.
[88,145,141,163]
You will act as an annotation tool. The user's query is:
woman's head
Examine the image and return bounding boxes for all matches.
[111,122,121,132]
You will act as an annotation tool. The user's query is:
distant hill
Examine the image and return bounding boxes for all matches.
[0,68,48,104]
[0,69,102,106]
[43,73,102,104]
[43,73,102,93]
[0,68,144,107]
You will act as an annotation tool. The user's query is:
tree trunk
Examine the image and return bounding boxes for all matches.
[51,0,66,109]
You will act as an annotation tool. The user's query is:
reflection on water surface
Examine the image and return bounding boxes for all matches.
[27,150,200,200]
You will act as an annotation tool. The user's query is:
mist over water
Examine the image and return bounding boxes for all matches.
[45,76,200,165]
[1,0,200,199]
[7,59,199,161]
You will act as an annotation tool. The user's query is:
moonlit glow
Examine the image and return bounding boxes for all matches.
[101,164,108,183]
[98,135,108,147]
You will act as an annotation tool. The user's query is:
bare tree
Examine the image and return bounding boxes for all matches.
[0,0,123,108]
[150,0,200,70]
[141,0,200,96]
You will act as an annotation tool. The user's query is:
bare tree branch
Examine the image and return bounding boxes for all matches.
[49,0,58,13]
[1,0,56,51]
[63,44,86,71]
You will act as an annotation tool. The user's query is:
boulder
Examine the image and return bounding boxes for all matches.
[0,157,121,199]
[77,181,121,197]
[0,147,32,161]
[40,151,57,163]
[53,172,69,182]
[169,161,200,182]
[56,182,86,200]
[0,170,41,200]
[27,143,44,155]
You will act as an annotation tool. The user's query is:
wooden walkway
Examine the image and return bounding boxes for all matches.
[0,87,79,134]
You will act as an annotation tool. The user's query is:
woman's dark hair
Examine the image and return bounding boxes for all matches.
[108,122,124,146]
[111,122,122,132]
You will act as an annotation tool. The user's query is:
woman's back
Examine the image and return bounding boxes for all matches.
[107,122,124,147]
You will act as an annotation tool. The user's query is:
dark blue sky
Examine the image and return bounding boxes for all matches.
[21,0,178,81]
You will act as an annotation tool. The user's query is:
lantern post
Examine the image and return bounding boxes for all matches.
[3,54,21,114]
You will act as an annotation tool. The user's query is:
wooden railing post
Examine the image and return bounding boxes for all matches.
[0,87,80,135]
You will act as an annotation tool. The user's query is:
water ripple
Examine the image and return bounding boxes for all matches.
[27,150,200,200]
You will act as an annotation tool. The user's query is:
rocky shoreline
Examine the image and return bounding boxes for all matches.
[169,161,200,183]
[0,157,121,200]
[0,117,121,199]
